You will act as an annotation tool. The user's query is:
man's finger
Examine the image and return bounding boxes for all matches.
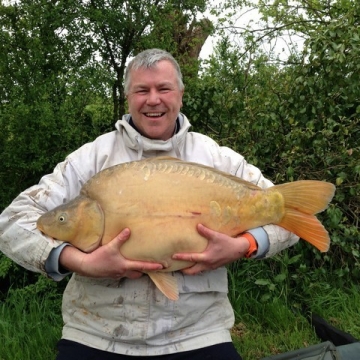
[109,228,131,249]
[116,228,131,241]
[181,264,206,275]
[172,252,204,262]
[125,270,145,280]
[197,223,217,240]
[126,260,163,272]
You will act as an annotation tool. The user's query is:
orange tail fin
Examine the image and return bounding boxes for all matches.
[272,180,335,252]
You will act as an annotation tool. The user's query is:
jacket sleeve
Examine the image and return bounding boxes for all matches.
[0,158,84,275]
[208,140,299,258]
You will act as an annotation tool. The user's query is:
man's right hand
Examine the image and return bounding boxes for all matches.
[59,228,163,279]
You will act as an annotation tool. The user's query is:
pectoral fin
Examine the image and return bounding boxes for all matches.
[147,272,179,301]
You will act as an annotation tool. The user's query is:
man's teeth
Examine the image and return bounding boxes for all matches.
[145,113,164,117]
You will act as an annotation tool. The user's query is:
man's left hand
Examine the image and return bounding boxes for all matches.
[172,224,251,275]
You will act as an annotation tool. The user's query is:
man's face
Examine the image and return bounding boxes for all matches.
[126,60,184,141]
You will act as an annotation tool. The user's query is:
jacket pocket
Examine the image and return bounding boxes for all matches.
[175,267,228,294]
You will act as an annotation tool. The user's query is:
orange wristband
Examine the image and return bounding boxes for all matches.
[242,232,258,258]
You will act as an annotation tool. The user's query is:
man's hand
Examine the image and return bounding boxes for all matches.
[172,224,250,275]
[59,228,163,279]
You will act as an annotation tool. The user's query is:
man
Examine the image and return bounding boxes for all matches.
[0,49,298,359]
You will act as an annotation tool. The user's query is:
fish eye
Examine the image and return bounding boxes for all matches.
[58,213,67,223]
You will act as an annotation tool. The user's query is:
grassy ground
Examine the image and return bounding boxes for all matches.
[231,283,360,358]
[1,276,359,359]
[232,301,320,358]
[0,281,62,360]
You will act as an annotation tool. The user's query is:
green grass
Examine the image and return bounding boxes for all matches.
[307,284,360,338]
[1,272,360,360]
[232,299,319,358]
[0,280,62,360]
[229,279,360,359]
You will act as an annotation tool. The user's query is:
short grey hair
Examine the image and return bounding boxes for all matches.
[124,49,184,95]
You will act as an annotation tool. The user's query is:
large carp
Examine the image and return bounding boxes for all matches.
[37,157,335,300]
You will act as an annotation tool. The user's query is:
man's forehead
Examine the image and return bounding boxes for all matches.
[132,80,175,88]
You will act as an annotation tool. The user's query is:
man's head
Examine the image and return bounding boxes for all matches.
[124,49,184,95]
[125,49,185,141]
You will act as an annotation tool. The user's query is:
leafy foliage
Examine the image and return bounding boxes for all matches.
[183,0,360,292]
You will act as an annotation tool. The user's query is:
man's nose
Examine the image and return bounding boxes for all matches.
[146,90,161,105]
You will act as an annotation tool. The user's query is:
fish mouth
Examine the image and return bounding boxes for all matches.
[36,217,49,235]
[36,222,56,241]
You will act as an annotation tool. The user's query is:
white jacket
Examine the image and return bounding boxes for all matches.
[0,114,298,355]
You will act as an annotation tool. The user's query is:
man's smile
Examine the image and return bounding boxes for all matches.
[144,112,166,118]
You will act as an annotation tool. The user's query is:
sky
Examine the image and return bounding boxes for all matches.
[198,5,304,61]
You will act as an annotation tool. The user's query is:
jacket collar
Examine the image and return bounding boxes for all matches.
[115,113,191,159]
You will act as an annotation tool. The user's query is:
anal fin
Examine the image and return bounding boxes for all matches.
[147,272,179,301]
